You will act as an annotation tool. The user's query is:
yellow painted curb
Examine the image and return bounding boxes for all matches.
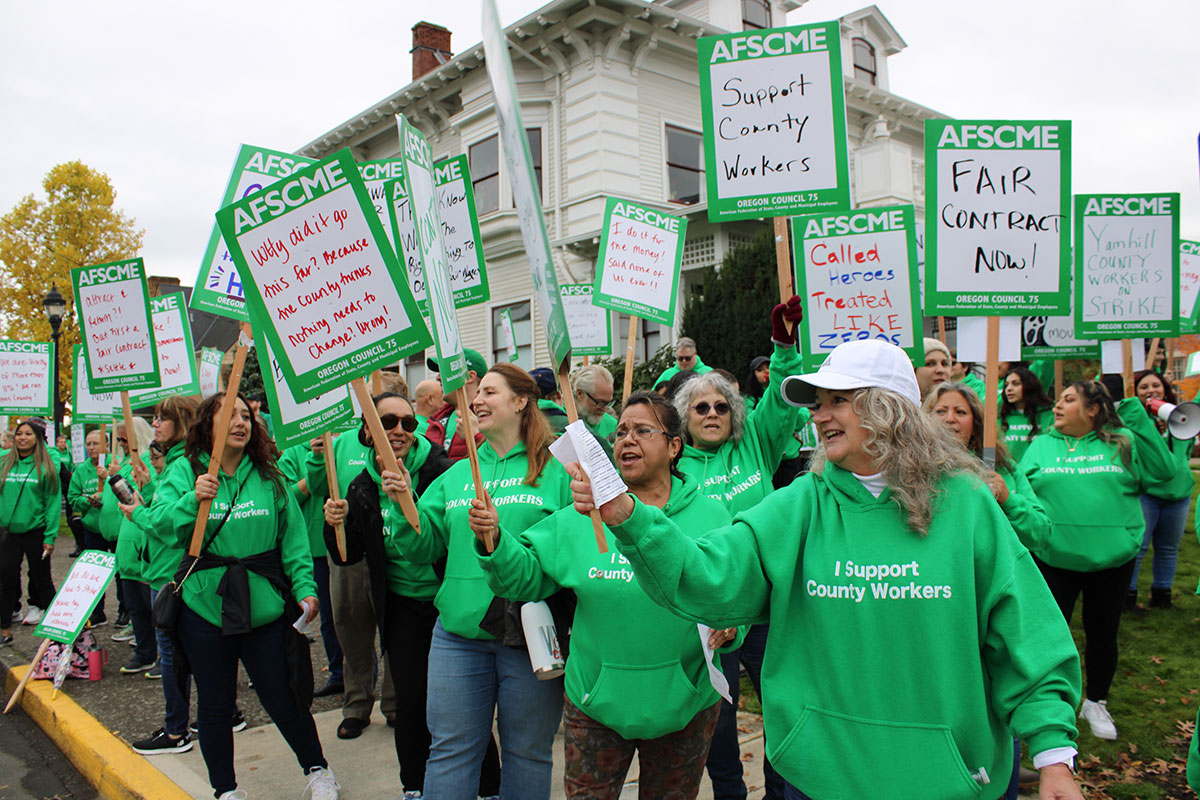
[4,664,192,800]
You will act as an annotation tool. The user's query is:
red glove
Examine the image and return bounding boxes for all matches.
[771,295,803,345]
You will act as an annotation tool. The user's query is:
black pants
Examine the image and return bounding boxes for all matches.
[0,531,54,625]
[121,579,156,664]
[178,605,326,795]
[383,591,501,795]
[1036,557,1135,701]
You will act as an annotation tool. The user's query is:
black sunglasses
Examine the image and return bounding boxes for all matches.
[691,401,731,416]
[584,391,615,410]
[380,414,419,433]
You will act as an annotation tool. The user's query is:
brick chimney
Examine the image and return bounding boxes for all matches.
[412,22,452,81]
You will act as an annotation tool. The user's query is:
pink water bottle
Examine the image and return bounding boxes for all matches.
[87,640,104,681]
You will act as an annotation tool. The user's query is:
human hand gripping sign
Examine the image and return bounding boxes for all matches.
[568,462,635,527]
[467,491,500,547]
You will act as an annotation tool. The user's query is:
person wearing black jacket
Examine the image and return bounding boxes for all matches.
[323,391,500,800]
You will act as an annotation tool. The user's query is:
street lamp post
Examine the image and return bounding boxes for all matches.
[43,283,66,438]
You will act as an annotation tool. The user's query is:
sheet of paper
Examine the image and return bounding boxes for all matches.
[698,625,733,704]
[955,316,1021,362]
[549,420,628,507]
[1100,339,1145,374]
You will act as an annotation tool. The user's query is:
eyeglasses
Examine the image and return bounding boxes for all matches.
[609,426,667,443]
[690,401,731,416]
[584,391,615,410]
[379,414,419,433]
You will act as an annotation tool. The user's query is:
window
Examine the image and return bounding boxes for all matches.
[470,134,500,215]
[514,128,543,207]
[853,38,876,85]
[666,125,703,205]
[741,0,770,30]
[492,301,533,368]
[617,314,666,364]
[403,351,428,389]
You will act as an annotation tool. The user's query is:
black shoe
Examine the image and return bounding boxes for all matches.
[89,612,108,628]
[132,728,193,755]
[1150,587,1175,609]
[336,718,369,740]
[231,709,247,732]
[68,550,83,558]
[115,611,130,627]
[313,680,344,698]
[120,658,155,674]
[1,634,12,646]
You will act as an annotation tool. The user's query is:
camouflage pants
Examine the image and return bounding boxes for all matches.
[563,695,720,800]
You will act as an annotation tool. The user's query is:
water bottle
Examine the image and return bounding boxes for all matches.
[520,601,564,680]
[87,638,105,681]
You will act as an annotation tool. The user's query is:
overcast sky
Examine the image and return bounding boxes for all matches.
[2,0,1197,288]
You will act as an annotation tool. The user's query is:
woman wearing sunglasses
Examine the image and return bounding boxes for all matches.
[474,391,733,799]
[672,296,803,800]
[382,363,573,800]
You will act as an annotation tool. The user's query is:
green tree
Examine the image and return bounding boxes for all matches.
[0,162,144,417]
[681,228,779,381]
[593,342,677,403]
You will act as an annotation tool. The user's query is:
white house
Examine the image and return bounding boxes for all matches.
[298,0,945,386]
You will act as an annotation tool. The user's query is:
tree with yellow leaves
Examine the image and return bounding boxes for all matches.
[0,162,144,421]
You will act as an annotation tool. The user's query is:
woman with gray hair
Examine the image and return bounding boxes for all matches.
[568,339,1085,800]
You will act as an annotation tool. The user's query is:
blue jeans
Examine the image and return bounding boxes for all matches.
[423,620,563,800]
[1131,495,1189,590]
[151,588,190,737]
[312,557,342,684]
[121,579,156,664]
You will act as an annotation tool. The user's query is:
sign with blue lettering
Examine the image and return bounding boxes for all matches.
[71,257,160,392]
[925,120,1072,315]
[792,205,922,370]
[697,21,850,221]
[593,198,686,326]
[1074,193,1179,339]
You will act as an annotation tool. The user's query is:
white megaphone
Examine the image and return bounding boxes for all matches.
[1146,398,1200,439]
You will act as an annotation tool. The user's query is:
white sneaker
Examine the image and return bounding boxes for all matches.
[218,791,247,800]
[22,606,43,625]
[1080,699,1118,740]
[305,766,340,800]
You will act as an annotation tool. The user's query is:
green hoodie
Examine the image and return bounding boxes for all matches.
[67,459,104,532]
[394,440,572,639]
[114,453,154,581]
[137,442,189,590]
[1021,398,1177,572]
[0,454,60,544]
[608,462,1081,800]
[278,443,329,559]
[654,356,713,388]
[332,431,374,502]
[1001,409,1054,464]
[144,452,316,629]
[477,476,730,739]
[1141,427,1195,503]
[679,342,801,515]
[996,463,1051,552]
[537,399,569,437]
[369,436,440,600]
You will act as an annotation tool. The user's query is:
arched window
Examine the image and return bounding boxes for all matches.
[742,0,770,31]
[853,38,876,85]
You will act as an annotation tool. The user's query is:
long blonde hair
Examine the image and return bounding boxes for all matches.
[809,388,983,535]
[0,421,59,493]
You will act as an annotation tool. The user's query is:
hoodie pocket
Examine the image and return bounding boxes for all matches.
[772,706,983,800]
[581,660,703,740]
[1039,521,1139,572]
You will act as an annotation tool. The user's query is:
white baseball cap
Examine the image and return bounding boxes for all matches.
[781,340,922,408]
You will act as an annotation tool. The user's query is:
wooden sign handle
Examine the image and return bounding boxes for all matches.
[982,316,1000,468]
[4,638,52,713]
[1146,337,1161,374]
[321,431,347,562]
[558,363,608,554]
[1054,360,1064,401]
[120,391,139,464]
[937,316,948,346]
[453,386,492,552]
[371,369,384,395]
[351,377,420,532]
[773,216,793,303]
[188,336,249,557]
[623,315,639,402]
[1122,339,1134,398]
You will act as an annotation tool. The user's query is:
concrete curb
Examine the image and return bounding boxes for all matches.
[3,662,191,800]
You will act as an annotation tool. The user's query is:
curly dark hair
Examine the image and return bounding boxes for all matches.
[186,391,283,491]
[1068,380,1131,467]
[621,391,685,479]
[1000,367,1054,441]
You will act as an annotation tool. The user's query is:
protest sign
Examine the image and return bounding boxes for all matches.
[0,340,54,416]
[198,347,223,398]
[593,198,686,326]
[499,308,519,363]
[69,345,115,423]
[384,175,427,316]
[1186,350,1200,378]
[560,284,611,357]
[1075,193,1180,339]
[791,205,921,369]
[1021,316,1100,360]
[71,424,84,463]
[1180,240,1200,334]
[71,258,159,392]
[481,0,571,369]
[697,21,850,221]
[255,336,355,450]
[434,155,490,307]
[356,158,406,252]
[215,148,431,402]
[127,293,200,408]
[193,146,315,321]
[34,551,117,645]
[1100,339,1145,374]
[957,316,1021,362]
[924,120,1071,315]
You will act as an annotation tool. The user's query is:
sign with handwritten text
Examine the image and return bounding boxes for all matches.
[356,158,405,253]
[70,344,115,422]
[792,205,921,369]
[593,198,685,326]
[215,148,431,402]
[1180,240,1200,334]
[1074,193,1179,339]
[435,155,490,307]
[198,347,223,398]
[193,145,315,321]
[925,120,1071,315]
[126,292,199,408]
[398,115,468,394]
[35,550,117,644]
[560,284,612,357]
[254,335,355,449]
[0,340,54,416]
[384,175,427,316]
[71,258,159,391]
[697,21,850,221]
